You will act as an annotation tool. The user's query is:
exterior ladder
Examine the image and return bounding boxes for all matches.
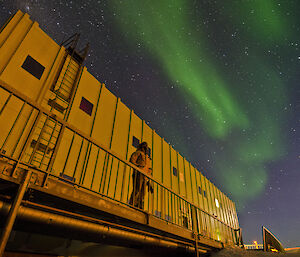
[23,34,89,170]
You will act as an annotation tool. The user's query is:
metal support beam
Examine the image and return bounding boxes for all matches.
[191,206,199,257]
[0,199,195,253]
[0,169,32,256]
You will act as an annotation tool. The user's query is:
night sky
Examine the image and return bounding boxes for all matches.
[1,0,299,247]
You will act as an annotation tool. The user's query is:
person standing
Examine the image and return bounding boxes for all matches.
[129,142,153,209]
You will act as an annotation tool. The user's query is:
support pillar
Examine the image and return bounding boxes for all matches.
[191,206,199,257]
[0,169,32,256]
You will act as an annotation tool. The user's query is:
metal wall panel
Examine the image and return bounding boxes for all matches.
[111,101,131,158]
[68,70,102,135]
[127,112,142,158]
[177,153,186,197]
[189,165,199,207]
[162,140,171,187]
[0,12,31,73]
[91,85,117,148]
[0,11,23,46]
[183,158,193,203]
[1,23,61,102]
[0,10,241,245]
[170,147,179,194]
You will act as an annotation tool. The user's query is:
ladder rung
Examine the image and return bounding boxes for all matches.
[57,75,75,85]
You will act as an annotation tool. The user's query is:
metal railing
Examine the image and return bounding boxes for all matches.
[0,81,240,246]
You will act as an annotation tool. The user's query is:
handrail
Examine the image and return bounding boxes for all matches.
[0,79,236,230]
[0,80,240,245]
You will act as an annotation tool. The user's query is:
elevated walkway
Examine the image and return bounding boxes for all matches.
[0,10,242,256]
[0,80,240,255]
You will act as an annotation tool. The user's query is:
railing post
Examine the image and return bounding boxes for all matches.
[191,206,199,257]
[234,228,244,247]
[0,169,32,256]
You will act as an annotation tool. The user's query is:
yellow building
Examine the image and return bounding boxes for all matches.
[0,10,242,252]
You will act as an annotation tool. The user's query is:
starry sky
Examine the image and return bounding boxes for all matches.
[0,0,299,247]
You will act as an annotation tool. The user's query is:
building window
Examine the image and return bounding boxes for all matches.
[132,136,140,148]
[21,55,45,79]
[203,190,207,198]
[79,97,93,116]
[173,167,178,176]
[215,198,220,208]
[198,186,202,194]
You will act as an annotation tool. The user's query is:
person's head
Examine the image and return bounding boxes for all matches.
[138,142,148,153]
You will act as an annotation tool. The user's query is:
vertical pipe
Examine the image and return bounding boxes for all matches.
[0,170,32,256]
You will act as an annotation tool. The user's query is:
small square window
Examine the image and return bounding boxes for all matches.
[173,167,178,176]
[79,97,93,116]
[132,136,140,148]
[198,186,202,194]
[21,55,45,79]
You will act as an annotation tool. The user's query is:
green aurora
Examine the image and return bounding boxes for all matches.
[108,0,289,205]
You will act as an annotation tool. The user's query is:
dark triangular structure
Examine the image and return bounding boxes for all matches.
[262,226,285,253]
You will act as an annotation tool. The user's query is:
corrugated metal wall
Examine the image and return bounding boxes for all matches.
[0,10,240,244]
